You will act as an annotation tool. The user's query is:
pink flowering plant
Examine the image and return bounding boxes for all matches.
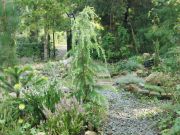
[43,97,85,135]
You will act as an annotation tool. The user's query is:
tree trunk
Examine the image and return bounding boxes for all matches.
[52,31,56,58]
[44,27,48,61]
[154,39,160,66]
[124,1,130,27]
[48,34,51,58]
[67,30,72,52]
[2,0,6,31]
[130,23,138,54]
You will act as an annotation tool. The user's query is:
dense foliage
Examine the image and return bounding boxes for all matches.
[0,0,19,67]
[0,0,180,134]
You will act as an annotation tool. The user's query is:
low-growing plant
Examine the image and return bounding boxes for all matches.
[164,46,180,74]
[116,74,145,86]
[129,55,144,65]
[83,102,108,131]
[43,97,85,135]
[0,66,34,97]
[158,78,180,135]
[145,84,165,93]
[159,103,180,135]
[111,58,143,74]
[23,78,62,125]
[0,68,62,133]
[124,60,142,71]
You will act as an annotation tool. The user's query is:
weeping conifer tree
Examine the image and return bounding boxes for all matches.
[0,0,19,67]
[70,7,106,104]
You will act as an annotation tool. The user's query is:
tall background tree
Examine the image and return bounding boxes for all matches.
[0,0,19,67]
[18,0,81,60]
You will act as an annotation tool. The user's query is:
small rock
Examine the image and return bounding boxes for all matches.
[149,91,161,96]
[138,89,150,95]
[85,131,97,135]
[9,92,17,97]
[136,69,144,76]
[37,132,45,135]
[121,71,128,76]
[125,84,140,92]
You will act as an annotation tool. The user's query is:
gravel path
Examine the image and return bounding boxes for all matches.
[56,45,67,59]
[101,89,163,135]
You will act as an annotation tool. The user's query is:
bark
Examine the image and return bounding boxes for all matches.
[110,13,112,31]
[48,34,51,58]
[44,27,48,61]
[67,30,72,52]
[2,0,6,31]
[53,31,56,58]
[129,23,138,54]
[124,1,130,27]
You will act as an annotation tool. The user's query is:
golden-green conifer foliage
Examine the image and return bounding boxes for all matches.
[70,7,105,103]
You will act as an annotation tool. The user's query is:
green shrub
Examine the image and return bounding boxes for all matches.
[115,59,142,72]
[164,47,180,73]
[108,56,143,76]
[116,74,145,85]
[0,66,34,97]
[0,67,62,132]
[68,8,108,134]
[102,26,130,62]
[159,104,180,135]
[83,102,107,131]
[158,79,180,135]
[129,55,144,65]
[170,117,180,135]
[0,97,42,135]
[23,79,62,125]
[144,84,165,93]
[124,60,142,71]
[16,37,41,58]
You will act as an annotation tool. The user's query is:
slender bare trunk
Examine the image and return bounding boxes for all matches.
[67,30,72,52]
[2,0,6,31]
[44,27,48,61]
[130,23,138,54]
[2,0,6,15]
[53,31,56,58]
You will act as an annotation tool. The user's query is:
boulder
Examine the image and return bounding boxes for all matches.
[136,69,144,76]
[143,53,151,60]
[125,84,140,92]
[145,72,162,85]
[145,72,172,87]
[144,59,154,68]
[121,71,128,76]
